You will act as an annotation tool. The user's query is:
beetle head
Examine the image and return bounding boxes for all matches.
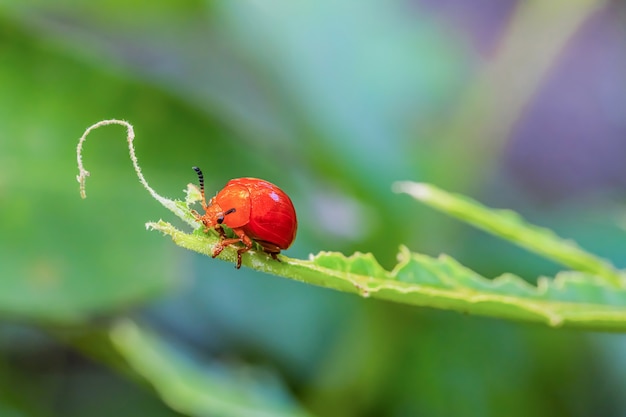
[196,198,225,229]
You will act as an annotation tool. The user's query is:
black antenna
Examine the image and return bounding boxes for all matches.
[192,166,207,208]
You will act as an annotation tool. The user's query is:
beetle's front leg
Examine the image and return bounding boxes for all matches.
[214,225,228,239]
[212,228,253,269]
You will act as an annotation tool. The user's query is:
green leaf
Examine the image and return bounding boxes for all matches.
[110,320,314,417]
[393,181,625,287]
[149,220,626,330]
[77,121,626,332]
[0,32,182,323]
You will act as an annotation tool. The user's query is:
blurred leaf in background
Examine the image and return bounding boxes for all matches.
[1,0,626,416]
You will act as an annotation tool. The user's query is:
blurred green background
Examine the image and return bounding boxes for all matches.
[2,1,626,416]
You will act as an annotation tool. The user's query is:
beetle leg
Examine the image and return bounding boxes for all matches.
[210,226,233,258]
[257,241,282,263]
[211,228,253,269]
[190,209,208,232]
[268,252,281,262]
[211,238,238,258]
[214,225,227,238]
[235,235,254,269]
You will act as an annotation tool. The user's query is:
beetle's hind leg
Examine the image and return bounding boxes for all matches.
[268,252,281,262]
[257,241,282,263]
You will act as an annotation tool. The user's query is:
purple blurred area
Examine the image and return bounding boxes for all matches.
[506,4,626,201]
[424,0,626,202]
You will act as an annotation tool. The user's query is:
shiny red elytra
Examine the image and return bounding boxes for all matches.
[192,167,297,268]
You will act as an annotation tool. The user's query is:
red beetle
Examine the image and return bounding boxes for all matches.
[192,167,297,268]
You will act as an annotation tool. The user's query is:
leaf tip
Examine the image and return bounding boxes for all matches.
[185,183,202,205]
[76,171,90,199]
[395,245,412,263]
[392,181,431,200]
